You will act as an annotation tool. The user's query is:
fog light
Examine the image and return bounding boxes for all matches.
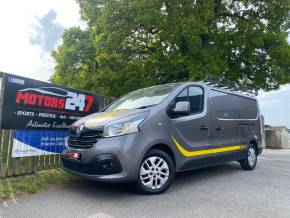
[102,160,113,169]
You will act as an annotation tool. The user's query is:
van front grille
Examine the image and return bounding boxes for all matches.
[68,128,103,149]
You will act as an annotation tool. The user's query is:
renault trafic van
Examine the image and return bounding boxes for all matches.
[62,80,263,194]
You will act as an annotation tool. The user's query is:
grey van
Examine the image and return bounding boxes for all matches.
[62,81,263,194]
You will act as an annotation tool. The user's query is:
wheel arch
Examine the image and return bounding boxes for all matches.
[249,139,258,152]
[147,143,176,167]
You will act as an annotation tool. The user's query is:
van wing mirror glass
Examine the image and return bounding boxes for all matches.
[172,101,190,115]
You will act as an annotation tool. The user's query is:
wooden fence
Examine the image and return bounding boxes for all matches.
[0,95,114,178]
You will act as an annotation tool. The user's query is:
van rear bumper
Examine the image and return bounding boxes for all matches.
[257,146,263,155]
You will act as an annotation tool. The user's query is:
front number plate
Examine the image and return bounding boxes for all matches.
[66,152,82,160]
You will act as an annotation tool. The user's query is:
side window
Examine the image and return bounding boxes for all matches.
[188,86,204,114]
[210,90,241,119]
[210,90,258,119]
[175,88,188,104]
[172,86,204,116]
[240,98,258,119]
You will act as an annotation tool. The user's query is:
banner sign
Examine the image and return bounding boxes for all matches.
[0,73,99,129]
[12,130,68,157]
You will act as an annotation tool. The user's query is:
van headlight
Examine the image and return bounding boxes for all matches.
[103,112,148,138]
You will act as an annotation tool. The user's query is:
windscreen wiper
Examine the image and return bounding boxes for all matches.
[136,104,157,109]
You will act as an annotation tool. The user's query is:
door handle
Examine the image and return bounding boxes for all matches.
[200,125,209,131]
[215,125,224,131]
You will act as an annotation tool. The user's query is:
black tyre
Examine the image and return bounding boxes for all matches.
[135,149,175,195]
[240,143,257,170]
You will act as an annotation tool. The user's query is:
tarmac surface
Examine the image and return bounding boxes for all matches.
[1,149,290,218]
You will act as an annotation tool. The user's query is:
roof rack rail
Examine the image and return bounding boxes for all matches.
[203,74,258,96]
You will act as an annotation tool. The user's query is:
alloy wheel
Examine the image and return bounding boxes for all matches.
[248,147,256,167]
[139,156,170,190]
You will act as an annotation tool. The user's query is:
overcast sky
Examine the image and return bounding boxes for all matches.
[258,85,290,128]
[0,0,83,81]
[0,0,289,128]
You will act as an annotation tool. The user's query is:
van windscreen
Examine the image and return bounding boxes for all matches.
[105,84,178,111]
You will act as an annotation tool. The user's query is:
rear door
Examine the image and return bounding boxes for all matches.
[238,97,260,151]
[169,85,211,170]
[209,89,245,163]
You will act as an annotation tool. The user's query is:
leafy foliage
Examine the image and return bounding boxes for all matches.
[51,0,290,97]
[51,27,98,92]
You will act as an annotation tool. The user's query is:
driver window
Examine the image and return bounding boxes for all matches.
[188,86,204,114]
[174,86,204,115]
[175,88,188,104]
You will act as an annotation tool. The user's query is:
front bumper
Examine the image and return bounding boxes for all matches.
[61,133,148,182]
[62,154,122,175]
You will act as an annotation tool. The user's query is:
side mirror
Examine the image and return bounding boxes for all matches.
[172,101,190,115]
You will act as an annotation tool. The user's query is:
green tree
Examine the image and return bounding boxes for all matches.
[51,0,290,97]
[51,27,98,92]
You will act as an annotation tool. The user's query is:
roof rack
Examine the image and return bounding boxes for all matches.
[203,74,258,97]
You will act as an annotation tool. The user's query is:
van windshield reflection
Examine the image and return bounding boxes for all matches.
[105,84,178,112]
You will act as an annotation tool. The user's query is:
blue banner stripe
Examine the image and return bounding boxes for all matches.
[14,130,68,153]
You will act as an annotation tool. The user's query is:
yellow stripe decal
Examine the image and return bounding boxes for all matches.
[172,136,244,157]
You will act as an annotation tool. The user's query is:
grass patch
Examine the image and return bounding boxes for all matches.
[0,169,78,201]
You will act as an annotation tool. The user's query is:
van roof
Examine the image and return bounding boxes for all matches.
[163,81,257,100]
[189,81,257,100]
[146,82,257,100]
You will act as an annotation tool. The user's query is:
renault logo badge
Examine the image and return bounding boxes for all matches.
[76,124,84,138]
